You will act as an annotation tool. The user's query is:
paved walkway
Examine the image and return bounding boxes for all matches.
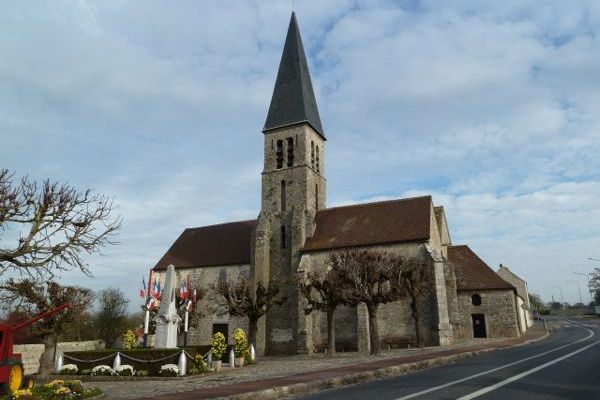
[93,323,548,400]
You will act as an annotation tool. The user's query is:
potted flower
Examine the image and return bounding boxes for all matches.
[210,332,227,371]
[59,363,78,375]
[159,364,179,377]
[232,328,248,367]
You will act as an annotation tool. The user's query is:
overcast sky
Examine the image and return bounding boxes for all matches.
[2,0,599,309]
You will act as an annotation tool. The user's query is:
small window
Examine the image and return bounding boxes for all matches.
[280,180,286,211]
[472,294,482,306]
[280,225,286,249]
[316,145,320,173]
[276,140,284,169]
[311,141,315,169]
[287,137,294,167]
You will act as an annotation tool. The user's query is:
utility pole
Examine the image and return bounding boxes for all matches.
[552,285,564,309]
[574,272,593,304]
[566,279,583,312]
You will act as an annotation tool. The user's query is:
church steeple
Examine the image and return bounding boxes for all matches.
[263,12,325,139]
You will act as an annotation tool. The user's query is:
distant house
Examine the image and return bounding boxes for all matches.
[497,265,533,332]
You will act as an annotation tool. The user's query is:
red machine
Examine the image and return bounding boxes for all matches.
[0,304,71,394]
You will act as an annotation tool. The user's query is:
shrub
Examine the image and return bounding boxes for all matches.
[27,380,101,400]
[80,369,91,375]
[193,353,209,373]
[115,364,136,376]
[232,328,248,358]
[122,329,138,350]
[59,364,78,375]
[90,365,114,376]
[210,332,227,361]
[159,364,179,377]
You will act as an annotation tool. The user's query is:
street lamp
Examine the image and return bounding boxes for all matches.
[552,285,564,309]
[574,272,593,304]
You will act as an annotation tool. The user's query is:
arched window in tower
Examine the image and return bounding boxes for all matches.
[276,140,283,169]
[280,180,286,211]
[287,137,294,167]
[280,225,286,249]
[311,141,315,169]
[316,145,320,173]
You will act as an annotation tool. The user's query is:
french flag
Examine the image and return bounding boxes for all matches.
[153,281,161,298]
[139,278,146,298]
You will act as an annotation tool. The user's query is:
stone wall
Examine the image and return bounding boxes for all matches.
[454,289,520,339]
[13,340,103,375]
[497,266,532,328]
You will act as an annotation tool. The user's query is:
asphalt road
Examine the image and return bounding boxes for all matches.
[297,317,600,400]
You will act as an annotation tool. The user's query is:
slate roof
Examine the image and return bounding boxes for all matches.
[153,220,256,270]
[448,245,515,291]
[263,12,325,138]
[302,196,432,252]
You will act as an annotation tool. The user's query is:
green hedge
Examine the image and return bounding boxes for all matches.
[63,346,232,376]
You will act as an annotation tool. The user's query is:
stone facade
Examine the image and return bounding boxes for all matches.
[497,265,532,330]
[453,290,520,339]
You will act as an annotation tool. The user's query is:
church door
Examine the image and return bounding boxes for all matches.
[472,314,487,338]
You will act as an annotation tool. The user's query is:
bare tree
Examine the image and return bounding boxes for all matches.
[0,168,121,279]
[94,287,129,348]
[297,261,348,356]
[0,279,93,374]
[335,249,405,355]
[210,275,287,347]
[400,258,433,348]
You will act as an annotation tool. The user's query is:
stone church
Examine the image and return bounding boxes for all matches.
[153,12,527,355]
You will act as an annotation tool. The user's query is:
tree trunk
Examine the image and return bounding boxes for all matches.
[366,302,381,355]
[410,299,422,348]
[248,317,258,350]
[326,307,336,356]
[40,334,56,375]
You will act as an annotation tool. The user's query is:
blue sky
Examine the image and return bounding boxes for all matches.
[1,0,599,308]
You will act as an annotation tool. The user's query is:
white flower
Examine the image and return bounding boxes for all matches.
[90,365,114,376]
[160,364,179,374]
[115,365,135,376]
[59,364,78,373]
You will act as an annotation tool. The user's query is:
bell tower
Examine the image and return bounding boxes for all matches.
[252,12,326,354]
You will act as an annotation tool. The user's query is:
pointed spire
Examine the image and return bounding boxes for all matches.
[263,12,325,139]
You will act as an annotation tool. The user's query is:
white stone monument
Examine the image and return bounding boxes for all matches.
[155,265,181,348]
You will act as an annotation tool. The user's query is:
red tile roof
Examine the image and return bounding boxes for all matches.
[153,220,256,270]
[448,245,514,291]
[302,196,432,252]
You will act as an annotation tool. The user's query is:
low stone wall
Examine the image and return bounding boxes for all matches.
[13,340,104,375]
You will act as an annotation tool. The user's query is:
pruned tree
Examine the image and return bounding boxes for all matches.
[210,275,287,347]
[0,279,93,374]
[297,261,348,356]
[0,168,121,279]
[94,287,129,348]
[400,258,434,348]
[590,268,600,291]
[334,249,405,355]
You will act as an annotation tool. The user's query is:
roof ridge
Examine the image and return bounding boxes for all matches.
[322,195,432,212]
[185,218,257,231]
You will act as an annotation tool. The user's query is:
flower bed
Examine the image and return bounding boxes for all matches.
[2,380,102,400]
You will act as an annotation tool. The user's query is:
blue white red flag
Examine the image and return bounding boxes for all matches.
[139,278,146,298]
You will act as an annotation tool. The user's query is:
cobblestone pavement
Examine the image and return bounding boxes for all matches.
[92,324,547,400]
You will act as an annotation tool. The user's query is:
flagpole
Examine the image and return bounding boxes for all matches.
[184,309,189,347]
[144,269,154,348]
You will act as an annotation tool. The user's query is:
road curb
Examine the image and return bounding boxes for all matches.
[227,332,550,400]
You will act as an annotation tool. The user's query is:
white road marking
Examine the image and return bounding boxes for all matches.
[457,339,600,399]
[393,325,594,400]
